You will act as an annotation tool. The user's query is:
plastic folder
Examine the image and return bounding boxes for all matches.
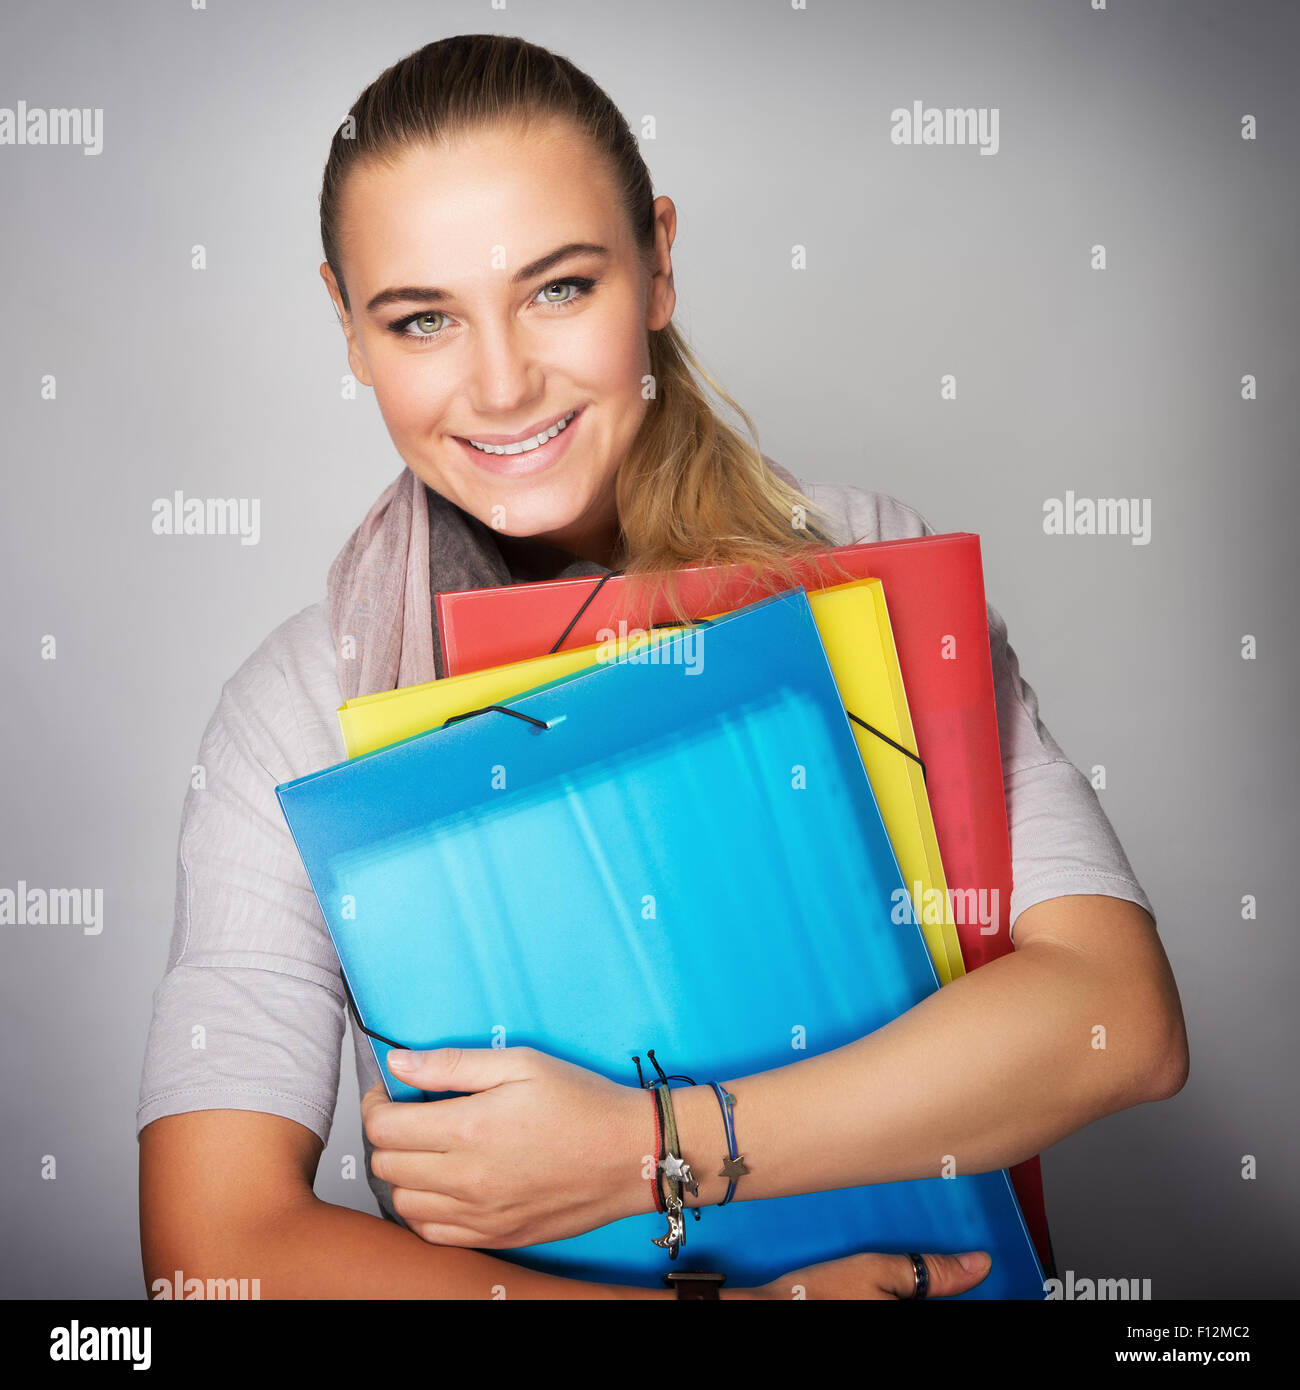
[277,590,1044,1297]
[800,579,964,985]
[338,627,692,760]
[434,532,1055,1272]
[437,534,1009,970]
[343,579,965,986]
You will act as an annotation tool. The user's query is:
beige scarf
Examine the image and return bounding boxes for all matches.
[328,459,800,701]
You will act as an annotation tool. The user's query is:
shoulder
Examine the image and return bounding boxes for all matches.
[222,600,335,702]
[775,467,937,546]
[207,601,344,782]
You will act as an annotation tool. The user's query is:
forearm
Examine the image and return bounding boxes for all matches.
[148,1190,684,1301]
[142,1110,725,1301]
[672,934,1176,1207]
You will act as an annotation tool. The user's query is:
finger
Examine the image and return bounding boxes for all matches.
[362,1086,503,1152]
[881,1251,991,1300]
[385,1045,534,1094]
[391,1191,519,1250]
[359,1081,389,1127]
[386,1185,502,1248]
[387,1182,465,1231]
[404,1217,492,1249]
[369,1144,462,1193]
[361,1091,454,1152]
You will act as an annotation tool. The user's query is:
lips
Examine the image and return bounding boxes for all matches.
[453,405,585,476]
[460,407,579,454]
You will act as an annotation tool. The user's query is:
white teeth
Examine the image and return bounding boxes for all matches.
[468,409,577,455]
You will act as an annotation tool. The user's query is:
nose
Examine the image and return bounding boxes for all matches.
[464,316,544,420]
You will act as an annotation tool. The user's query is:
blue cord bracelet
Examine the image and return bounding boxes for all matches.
[708,1082,749,1205]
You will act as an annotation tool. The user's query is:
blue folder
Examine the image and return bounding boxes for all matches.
[276,589,1045,1298]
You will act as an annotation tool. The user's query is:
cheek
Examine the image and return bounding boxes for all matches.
[369,350,452,435]
[564,299,651,399]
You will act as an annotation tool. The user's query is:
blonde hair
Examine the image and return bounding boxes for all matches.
[320,34,849,625]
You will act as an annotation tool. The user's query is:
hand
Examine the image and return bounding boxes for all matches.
[360,1046,649,1249]
[748,1250,992,1300]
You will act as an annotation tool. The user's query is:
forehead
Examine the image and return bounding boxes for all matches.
[337,119,631,290]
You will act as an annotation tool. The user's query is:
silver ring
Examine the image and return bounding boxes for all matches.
[906,1252,929,1299]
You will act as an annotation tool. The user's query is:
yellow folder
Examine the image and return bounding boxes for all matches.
[337,626,693,759]
[338,579,964,984]
[796,579,966,983]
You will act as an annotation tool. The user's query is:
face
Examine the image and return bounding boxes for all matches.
[321,119,677,564]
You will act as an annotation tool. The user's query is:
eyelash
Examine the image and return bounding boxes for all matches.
[387,276,598,344]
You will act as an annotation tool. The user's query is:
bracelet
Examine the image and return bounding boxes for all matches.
[651,1082,686,1258]
[656,1079,700,1198]
[709,1082,750,1205]
[649,1086,664,1214]
[632,1049,705,1256]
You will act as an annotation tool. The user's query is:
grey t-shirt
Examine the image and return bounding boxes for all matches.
[135,479,1155,1227]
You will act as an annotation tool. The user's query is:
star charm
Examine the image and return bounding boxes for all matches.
[659,1152,700,1195]
[718,1154,751,1181]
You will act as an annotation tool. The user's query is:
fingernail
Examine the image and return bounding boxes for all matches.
[387,1050,417,1071]
[958,1251,989,1273]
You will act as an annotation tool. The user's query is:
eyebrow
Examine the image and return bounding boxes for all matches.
[364,242,610,314]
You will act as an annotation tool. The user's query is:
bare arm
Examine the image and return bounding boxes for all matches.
[138,1109,674,1300]
[671,895,1190,1207]
[139,1110,995,1300]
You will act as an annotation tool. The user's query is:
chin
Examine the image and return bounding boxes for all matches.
[412,445,612,541]
[485,502,588,542]
[463,474,603,539]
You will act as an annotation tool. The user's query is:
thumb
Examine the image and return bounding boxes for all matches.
[907,1251,992,1299]
[385,1045,522,1093]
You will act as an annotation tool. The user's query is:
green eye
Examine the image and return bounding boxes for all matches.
[390,276,594,346]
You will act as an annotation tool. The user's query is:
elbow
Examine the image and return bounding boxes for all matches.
[142,1205,252,1299]
[1139,1010,1190,1104]
[142,1196,308,1301]
[139,1112,320,1300]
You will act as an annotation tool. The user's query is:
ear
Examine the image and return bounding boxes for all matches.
[320,261,373,388]
[645,195,677,332]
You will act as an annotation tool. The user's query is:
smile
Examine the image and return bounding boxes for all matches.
[454,406,585,478]
[464,408,579,455]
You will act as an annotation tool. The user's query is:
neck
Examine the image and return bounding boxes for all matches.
[531,513,623,570]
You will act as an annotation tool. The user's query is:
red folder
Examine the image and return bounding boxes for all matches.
[436,532,1055,1275]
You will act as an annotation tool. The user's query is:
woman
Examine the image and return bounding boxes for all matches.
[137,34,1188,1301]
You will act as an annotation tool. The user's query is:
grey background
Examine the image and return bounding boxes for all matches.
[1,0,1296,1299]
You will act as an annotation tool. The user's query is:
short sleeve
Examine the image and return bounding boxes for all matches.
[136,635,347,1143]
[986,599,1156,940]
[794,476,1156,944]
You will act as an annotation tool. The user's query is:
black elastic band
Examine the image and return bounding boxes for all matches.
[632,1048,699,1091]
[549,569,625,652]
[552,577,925,781]
[847,710,927,783]
[340,973,408,1052]
[442,703,552,731]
